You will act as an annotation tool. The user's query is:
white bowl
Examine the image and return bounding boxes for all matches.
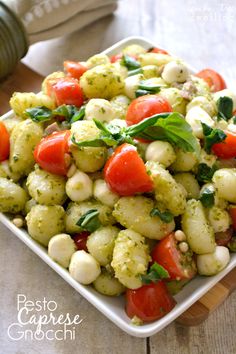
[1,36,236,337]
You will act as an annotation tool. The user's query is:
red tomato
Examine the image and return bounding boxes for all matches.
[215,228,233,246]
[110,53,137,63]
[73,232,90,251]
[212,132,236,159]
[34,130,71,175]
[195,68,226,92]
[126,95,172,126]
[126,281,176,322]
[229,206,236,231]
[104,143,153,196]
[0,122,10,162]
[51,77,84,107]
[151,233,196,281]
[149,47,169,55]
[64,61,88,80]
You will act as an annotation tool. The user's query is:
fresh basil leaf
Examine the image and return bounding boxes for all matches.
[25,106,53,122]
[201,123,227,153]
[135,89,152,97]
[135,80,162,97]
[135,113,200,154]
[71,134,117,147]
[76,209,101,233]
[199,188,215,208]
[217,96,233,121]
[128,68,143,77]
[53,104,73,119]
[150,208,173,223]
[196,163,217,183]
[70,106,86,123]
[233,116,236,124]
[121,55,141,70]
[141,262,169,284]
[126,112,171,137]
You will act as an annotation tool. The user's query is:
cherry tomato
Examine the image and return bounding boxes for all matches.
[212,132,236,159]
[104,143,153,196]
[110,53,137,63]
[126,95,172,126]
[229,206,236,231]
[126,281,176,322]
[215,228,233,246]
[151,233,196,281]
[51,77,84,107]
[0,122,10,162]
[64,61,88,80]
[149,47,169,55]
[195,68,226,92]
[73,232,90,251]
[34,130,71,176]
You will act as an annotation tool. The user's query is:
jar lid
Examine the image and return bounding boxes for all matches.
[0,1,29,80]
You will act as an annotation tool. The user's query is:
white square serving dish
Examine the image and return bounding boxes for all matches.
[1,36,236,338]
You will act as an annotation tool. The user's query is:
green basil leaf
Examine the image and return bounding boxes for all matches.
[199,188,215,208]
[233,116,236,124]
[201,123,227,153]
[25,106,53,122]
[70,106,86,123]
[135,89,152,97]
[217,96,233,121]
[196,163,217,183]
[150,208,173,223]
[128,68,143,77]
[135,80,162,97]
[126,112,171,137]
[141,262,169,284]
[121,55,141,70]
[76,209,101,233]
[71,134,117,147]
[227,236,236,252]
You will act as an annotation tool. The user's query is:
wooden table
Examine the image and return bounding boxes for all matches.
[1,1,236,353]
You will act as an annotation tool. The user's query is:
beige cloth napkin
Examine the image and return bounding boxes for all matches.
[2,0,118,43]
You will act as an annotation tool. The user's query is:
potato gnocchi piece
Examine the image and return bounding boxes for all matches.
[111,229,150,289]
[87,226,119,266]
[24,198,37,215]
[142,65,159,79]
[85,98,116,122]
[182,199,215,254]
[10,92,55,118]
[171,148,199,172]
[186,96,216,117]
[213,169,236,204]
[41,71,65,94]
[26,205,65,247]
[174,173,200,199]
[122,44,146,56]
[48,234,76,268]
[65,200,115,234]
[93,269,125,296]
[207,206,231,233]
[70,120,107,173]
[0,177,28,213]
[110,94,130,119]
[113,196,175,240]
[86,54,110,68]
[138,53,174,67]
[26,168,66,205]
[159,87,187,114]
[80,64,124,99]
[185,106,215,139]
[0,160,21,182]
[146,161,187,216]
[93,179,119,207]
[2,116,23,134]
[9,119,43,177]
[145,141,176,167]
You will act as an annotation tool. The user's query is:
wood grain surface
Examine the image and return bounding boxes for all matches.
[1,1,236,353]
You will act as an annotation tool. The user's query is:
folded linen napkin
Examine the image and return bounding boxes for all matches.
[1,0,118,43]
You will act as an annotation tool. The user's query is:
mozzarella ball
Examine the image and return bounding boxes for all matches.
[93,179,119,207]
[26,169,66,205]
[85,99,115,123]
[69,250,101,285]
[86,54,110,69]
[213,89,236,111]
[48,234,76,268]
[66,170,93,203]
[187,96,216,117]
[185,106,215,139]
[174,173,200,199]
[213,169,236,203]
[93,269,125,296]
[197,246,230,276]
[124,73,143,99]
[145,141,176,167]
[171,149,198,172]
[26,205,65,247]
[162,61,189,83]
[87,226,119,266]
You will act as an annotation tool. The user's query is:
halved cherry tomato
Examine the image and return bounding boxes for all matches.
[126,95,172,126]
[195,68,226,92]
[151,233,196,281]
[104,143,153,196]
[51,77,84,107]
[126,281,176,322]
[215,228,233,246]
[110,53,137,63]
[148,47,169,55]
[64,61,88,80]
[73,231,90,251]
[229,206,236,231]
[212,132,236,159]
[34,130,71,176]
[0,122,10,162]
